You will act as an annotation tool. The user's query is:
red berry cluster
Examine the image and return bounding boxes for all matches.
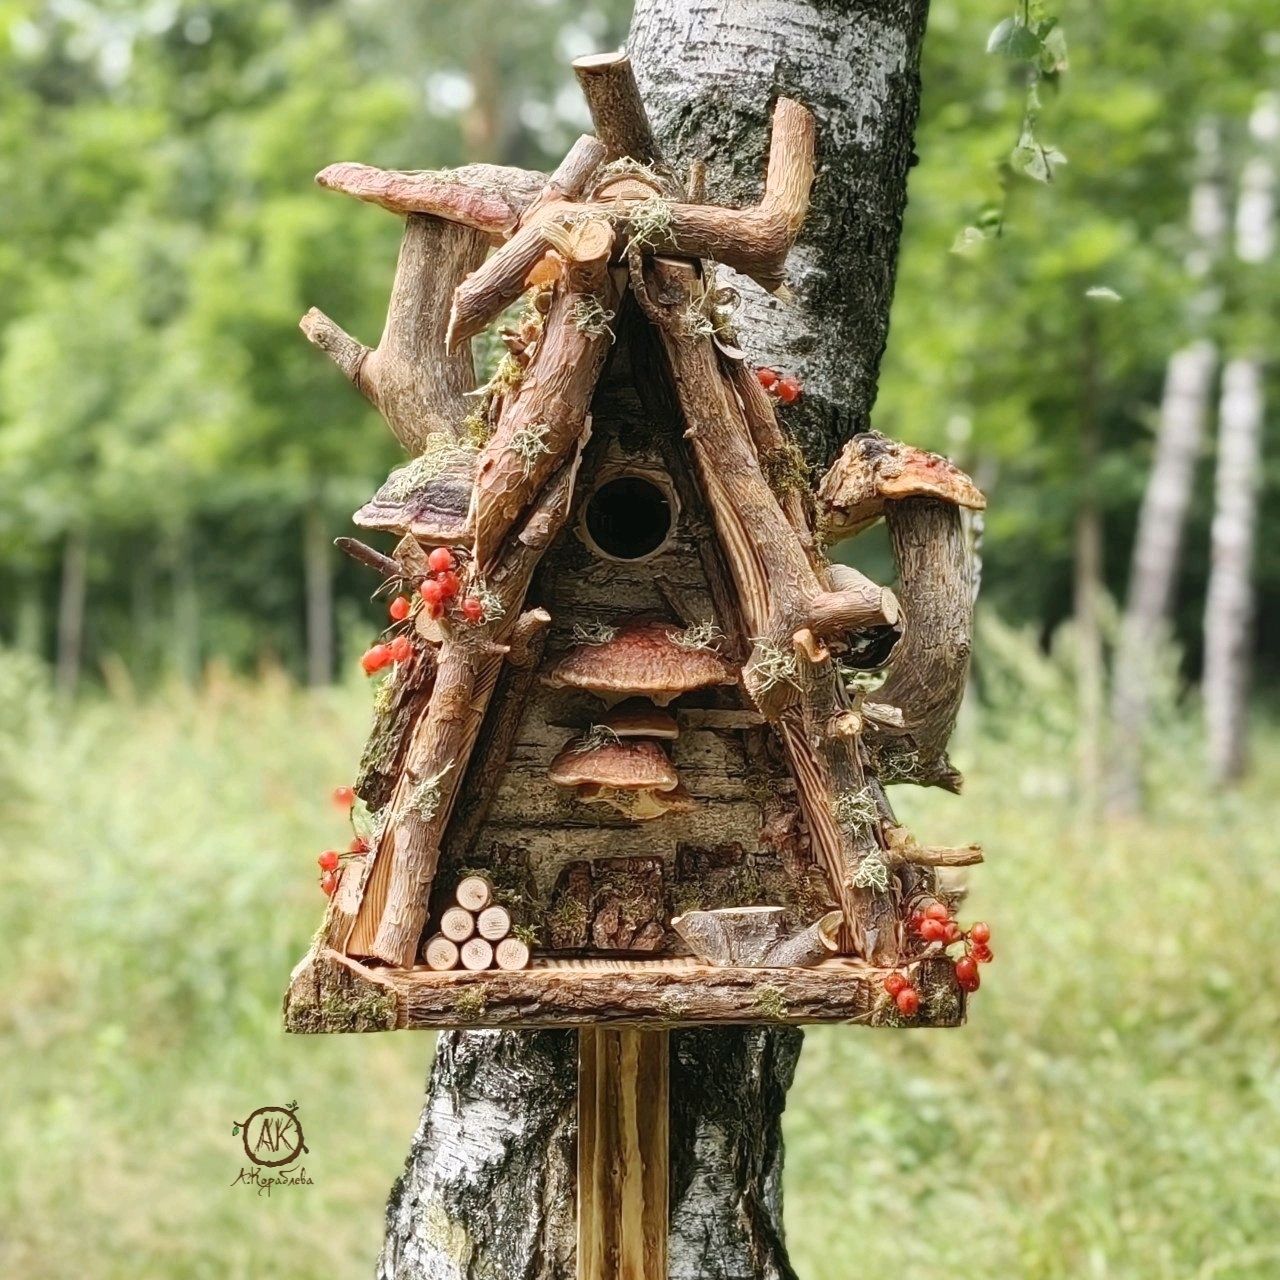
[755,366,802,405]
[361,633,413,674]
[908,901,994,994]
[418,547,487,626]
[882,970,920,1016]
[315,792,373,895]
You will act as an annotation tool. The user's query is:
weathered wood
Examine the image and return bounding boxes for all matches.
[284,951,966,1031]
[301,215,489,453]
[671,906,840,967]
[333,535,401,579]
[572,53,663,166]
[578,1027,669,1280]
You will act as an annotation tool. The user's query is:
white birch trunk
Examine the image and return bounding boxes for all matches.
[1203,95,1275,784]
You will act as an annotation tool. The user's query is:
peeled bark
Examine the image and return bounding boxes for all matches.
[380,0,932,1273]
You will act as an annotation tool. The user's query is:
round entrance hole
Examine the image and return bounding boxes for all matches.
[582,474,675,562]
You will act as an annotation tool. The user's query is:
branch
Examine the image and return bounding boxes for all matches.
[334,536,401,578]
[301,215,489,452]
[572,52,662,165]
[885,826,983,867]
[315,161,546,236]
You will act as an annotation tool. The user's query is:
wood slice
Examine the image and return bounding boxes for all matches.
[455,874,494,912]
[440,906,477,943]
[477,905,512,942]
[422,935,460,972]
[494,937,531,971]
[460,937,495,971]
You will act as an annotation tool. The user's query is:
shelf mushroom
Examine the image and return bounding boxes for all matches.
[548,735,695,820]
[542,619,736,706]
[352,443,478,545]
[817,432,985,540]
[599,698,679,739]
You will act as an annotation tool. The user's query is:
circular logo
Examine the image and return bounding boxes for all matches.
[234,1103,308,1168]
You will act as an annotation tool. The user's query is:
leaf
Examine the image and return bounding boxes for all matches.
[1039,24,1069,72]
[1010,129,1068,183]
[1085,286,1123,302]
[987,17,1043,61]
[232,1124,240,1135]
[952,226,990,255]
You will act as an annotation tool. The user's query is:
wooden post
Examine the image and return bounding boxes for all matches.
[577,1029,669,1280]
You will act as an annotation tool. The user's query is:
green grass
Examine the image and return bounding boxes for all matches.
[2,649,1279,1278]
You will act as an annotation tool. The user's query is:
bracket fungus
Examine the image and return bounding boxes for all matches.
[542,619,737,706]
[549,734,694,820]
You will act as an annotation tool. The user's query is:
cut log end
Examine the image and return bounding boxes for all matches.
[460,937,495,972]
[477,904,513,942]
[455,873,494,912]
[495,937,532,971]
[440,905,477,943]
[422,935,461,971]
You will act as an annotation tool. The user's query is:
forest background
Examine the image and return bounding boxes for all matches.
[2,1,1278,1277]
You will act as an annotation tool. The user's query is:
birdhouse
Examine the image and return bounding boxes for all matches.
[285,53,988,1039]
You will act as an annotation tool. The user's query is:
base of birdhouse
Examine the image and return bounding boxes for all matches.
[283,947,967,1033]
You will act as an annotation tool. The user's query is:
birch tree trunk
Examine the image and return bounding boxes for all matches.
[1204,357,1264,784]
[1203,95,1274,785]
[1109,121,1225,813]
[378,2,931,1275]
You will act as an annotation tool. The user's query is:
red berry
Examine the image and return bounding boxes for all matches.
[972,943,993,964]
[317,850,340,872]
[332,785,355,808]
[943,921,962,944]
[419,579,444,607]
[925,902,950,923]
[436,570,461,600]
[756,366,779,390]
[388,595,411,622]
[883,972,908,997]
[348,836,370,854]
[461,597,485,624]
[428,547,456,574]
[919,917,947,943]
[895,986,920,1016]
[970,921,991,945]
[776,375,802,404]
[908,911,925,933]
[320,870,339,896]
[388,635,413,663]
[955,955,980,991]
[361,644,390,675]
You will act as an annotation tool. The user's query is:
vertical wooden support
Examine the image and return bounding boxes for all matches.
[577,1028,669,1280]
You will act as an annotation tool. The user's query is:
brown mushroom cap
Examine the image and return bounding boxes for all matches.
[817,432,986,539]
[542,620,737,706]
[601,699,680,739]
[548,736,680,792]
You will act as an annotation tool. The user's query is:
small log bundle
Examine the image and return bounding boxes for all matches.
[420,878,531,971]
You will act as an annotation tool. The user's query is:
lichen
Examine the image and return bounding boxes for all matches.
[853,848,891,892]
[452,985,490,1021]
[746,639,801,692]
[573,724,622,753]
[671,621,724,651]
[570,296,616,341]
[832,786,878,830]
[509,421,551,477]
[625,195,675,253]
[572,620,617,646]
[378,435,474,501]
[472,581,506,624]
[752,984,790,1020]
[407,765,453,823]
[460,406,492,448]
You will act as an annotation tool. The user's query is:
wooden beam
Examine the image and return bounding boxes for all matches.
[578,1028,668,1280]
[283,951,967,1032]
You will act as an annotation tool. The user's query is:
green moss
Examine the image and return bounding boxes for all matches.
[759,441,811,498]
[752,984,790,1021]
[452,985,490,1021]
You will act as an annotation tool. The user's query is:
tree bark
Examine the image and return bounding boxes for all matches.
[304,500,334,686]
[1204,357,1264,784]
[628,0,931,471]
[378,1,931,1273]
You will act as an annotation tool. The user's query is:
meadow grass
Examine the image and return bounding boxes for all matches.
[2,647,1278,1278]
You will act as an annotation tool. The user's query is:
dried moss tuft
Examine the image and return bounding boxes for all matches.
[752,984,790,1020]
[379,435,475,501]
[452,985,490,1021]
[625,195,675,253]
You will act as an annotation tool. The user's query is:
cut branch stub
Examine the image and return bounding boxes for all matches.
[314,161,547,236]
[572,52,663,166]
[301,214,489,453]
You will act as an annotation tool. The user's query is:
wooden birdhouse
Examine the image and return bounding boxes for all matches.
[285,53,988,1040]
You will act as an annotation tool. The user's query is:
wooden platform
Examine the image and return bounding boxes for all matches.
[284,948,967,1033]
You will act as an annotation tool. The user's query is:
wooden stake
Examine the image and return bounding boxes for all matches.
[577,1028,668,1280]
